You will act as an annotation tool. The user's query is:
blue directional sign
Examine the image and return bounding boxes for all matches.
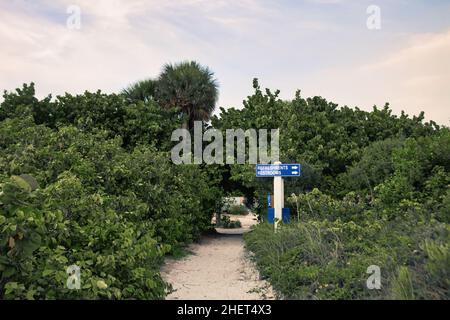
[256,164,301,177]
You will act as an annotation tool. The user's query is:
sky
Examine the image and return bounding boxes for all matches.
[1,0,449,124]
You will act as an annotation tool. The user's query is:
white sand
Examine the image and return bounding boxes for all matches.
[161,214,275,300]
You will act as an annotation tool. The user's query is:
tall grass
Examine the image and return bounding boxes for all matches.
[244,219,449,300]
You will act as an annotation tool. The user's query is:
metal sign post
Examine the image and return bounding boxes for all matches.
[273,163,284,231]
[256,162,301,231]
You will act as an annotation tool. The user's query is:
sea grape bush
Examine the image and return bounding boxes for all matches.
[0,173,169,299]
[212,79,442,209]
[1,79,448,300]
[244,133,449,299]
[0,83,181,151]
[0,85,221,299]
[232,80,449,300]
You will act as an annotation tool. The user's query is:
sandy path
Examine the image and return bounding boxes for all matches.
[161,214,275,300]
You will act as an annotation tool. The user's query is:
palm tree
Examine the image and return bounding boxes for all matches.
[122,78,157,103]
[156,61,219,129]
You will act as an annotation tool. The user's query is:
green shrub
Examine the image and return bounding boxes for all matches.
[0,97,221,299]
[244,211,448,299]
[218,216,242,229]
[228,205,249,215]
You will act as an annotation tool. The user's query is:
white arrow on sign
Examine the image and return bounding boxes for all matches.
[292,171,299,175]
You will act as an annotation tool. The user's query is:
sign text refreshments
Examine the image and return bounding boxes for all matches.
[256,164,301,177]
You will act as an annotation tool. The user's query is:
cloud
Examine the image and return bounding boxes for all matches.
[0,0,448,125]
[0,1,185,95]
[301,30,450,124]
[306,0,343,3]
[0,0,275,96]
[0,0,289,110]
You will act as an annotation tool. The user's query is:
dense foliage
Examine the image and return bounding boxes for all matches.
[0,84,221,299]
[1,76,448,300]
[226,80,450,299]
[123,61,219,129]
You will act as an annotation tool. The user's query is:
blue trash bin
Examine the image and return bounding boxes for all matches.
[267,208,290,224]
[282,208,290,223]
[268,208,275,224]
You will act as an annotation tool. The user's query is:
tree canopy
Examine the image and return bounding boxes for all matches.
[122,61,219,129]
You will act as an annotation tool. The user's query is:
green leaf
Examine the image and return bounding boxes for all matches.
[26,289,36,300]
[3,267,16,277]
[96,280,108,289]
[19,174,39,191]
[11,175,32,192]
[5,282,18,294]
[21,232,42,257]
[42,269,54,277]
